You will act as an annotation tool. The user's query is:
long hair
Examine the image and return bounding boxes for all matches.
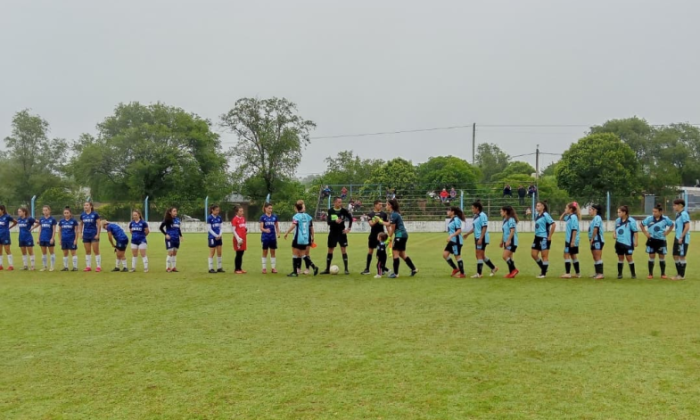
[501,205,519,223]
[537,201,549,214]
[618,205,629,218]
[591,204,604,218]
[472,200,483,213]
[18,206,28,217]
[209,204,219,214]
[0,204,6,216]
[163,207,175,224]
[133,209,143,221]
[450,206,466,221]
[85,201,94,212]
[387,199,400,213]
[567,202,582,219]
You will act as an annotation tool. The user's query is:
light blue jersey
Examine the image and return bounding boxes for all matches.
[642,215,673,241]
[588,215,605,243]
[473,212,489,244]
[675,210,691,243]
[502,217,518,246]
[615,217,638,247]
[534,212,554,238]
[448,217,463,245]
[564,214,580,247]
[292,213,313,245]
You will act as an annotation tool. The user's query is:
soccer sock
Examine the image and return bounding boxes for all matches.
[393,257,400,274]
[50,254,56,268]
[484,258,495,270]
[618,262,624,276]
[477,259,484,275]
[42,255,47,267]
[458,259,465,274]
[22,255,28,267]
[236,252,243,270]
[405,257,416,271]
[95,255,101,268]
[292,256,298,273]
[594,261,600,275]
[29,255,35,267]
[115,258,120,268]
[542,261,549,275]
[342,254,349,271]
[648,259,655,275]
[506,258,515,272]
[172,256,177,268]
[72,256,78,268]
[573,259,580,274]
[63,256,68,268]
[271,258,276,269]
[208,258,214,270]
[304,255,315,269]
[262,257,267,270]
[218,256,224,270]
[121,259,127,269]
[629,261,636,277]
[680,260,687,277]
[132,257,138,269]
[565,259,572,274]
[166,256,171,269]
[536,259,544,271]
[326,254,333,271]
[85,255,92,268]
[659,260,666,275]
[142,257,148,270]
[446,258,458,270]
[7,255,13,267]
[366,254,372,271]
[599,261,604,275]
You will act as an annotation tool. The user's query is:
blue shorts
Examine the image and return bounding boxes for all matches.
[131,238,147,246]
[0,236,11,246]
[474,238,488,251]
[83,233,100,243]
[19,239,34,248]
[62,242,77,251]
[208,237,223,248]
[590,241,605,251]
[165,239,180,250]
[262,238,278,250]
[39,240,55,247]
[532,237,552,251]
[114,241,128,252]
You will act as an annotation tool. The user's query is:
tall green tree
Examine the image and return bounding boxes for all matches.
[320,151,384,187]
[475,143,509,182]
[416,156,479,189]
[220,97,316,195]
[590,117,654,162]
[492,161,536,182]
[70,102,231,203]
[1,109,69,203]
[366,158,418,194]
[555,133,639,204]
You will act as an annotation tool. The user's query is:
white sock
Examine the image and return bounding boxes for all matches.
[122,259,128,269]
[217,257,222,269]
[7,255,13,267]
[63,256,69,268]
[85,256,92,268]
[271,257,276,269]
[132,257,137,269]
[95,255,101,268]
[172,256,177,268]
[51,254,55,267]
[143,257,148,270]
[166,256,171,269]
[262,257,267,270]
[42,255,48,267]
[30,255,35,267]
[116,258,120,268]
[208,258,213,270]
[72,256,78,268]
[22,255,28,267]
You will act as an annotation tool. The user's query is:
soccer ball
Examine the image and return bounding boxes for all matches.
[329,265,340,275]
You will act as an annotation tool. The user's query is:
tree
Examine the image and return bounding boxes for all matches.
[653,123,700,187]
[70,102,231,203]
[320,151,384,187]
[416,156,479,189]
[366,158,418,194]
[492,161,536,182]
[475,143,509,182]
[220,97,316,195]
[542,161,558,177]
[555,133,640,204]
[2,110,69,203]
[590,117,654,162]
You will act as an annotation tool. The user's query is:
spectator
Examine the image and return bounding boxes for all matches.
[440,188,449,202]
[354,200,362,211]
[503,184,513,198]
[347,200,354,214]
[518,185,527,205]
[341,187,348,199]
[321,185,332,198]
[528,184,537,199]
[450,187,457,201]
[525,207,532,220]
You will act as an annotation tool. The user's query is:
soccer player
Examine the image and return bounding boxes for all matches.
[16,207,36,270]
[259,203,280,274]
[321,197,352,275]
[129,210,149,272]
[298,201,316,275]
[531,201,555,278]
[444,206,466,278]
[374,232,389,278]
[671,199,691,280]
[232,206,247,274]
[463,201,497,278]
[159,207,182,272]
[588,204,605,279]
[613,205,639,279]
[37,205,58,271]
[58,207,79,271]
[284,201,318,277]
[385,199,418,278]
[207,205,224,274]
[0,204,16,270]
[79,202,101,272]
[362,200,388,275]
[641,204,673,279]
[500,205,519,278]
[560,202,581,278]
[103,220,130,272]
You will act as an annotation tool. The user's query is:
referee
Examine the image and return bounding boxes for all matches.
[321,197,353,275]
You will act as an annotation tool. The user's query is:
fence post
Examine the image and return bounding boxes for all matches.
[266,193,271,204]
[684,189,688,206]
[204,196,209,221]
[30,195,36,218]
[606,191,611,222]
[144,196,149,222]
[460,190,464,210]
[531,193,535,220]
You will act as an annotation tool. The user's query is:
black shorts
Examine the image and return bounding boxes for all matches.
[474,238,488,251]
[262,238,277,250]
[368,234,382,249]
[503,244,517,253]
[564,246,579,255]
[393,237,408,252]
[208,238,223,248]
[292,240,308,251]
[645,238,667,255]
[328,232,348,248]
[531,237,552,251]
[165,239,180,250]
[444,242,462,256]
[615,243,634,256]
[39,240,55,248]
[673,241,689,257]
[61,242,77,251]
[590,241,605,251]
[114,241,128,252]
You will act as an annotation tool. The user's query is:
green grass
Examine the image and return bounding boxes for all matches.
[2,232,700,419]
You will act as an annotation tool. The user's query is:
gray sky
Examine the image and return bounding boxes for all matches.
[2,0,699,179]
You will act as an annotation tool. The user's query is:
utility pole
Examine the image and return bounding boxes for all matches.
[472,123,476,165]
[535,144,540,181]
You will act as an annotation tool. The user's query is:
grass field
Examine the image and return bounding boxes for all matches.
[2,232,700,419]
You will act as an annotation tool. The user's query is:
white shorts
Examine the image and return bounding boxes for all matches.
[130,243,148,250]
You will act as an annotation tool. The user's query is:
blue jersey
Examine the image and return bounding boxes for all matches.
[129,220,149,244]
[59,218,79,242]
[207,215,223,239]
[588,215,605,243]
[473,212,489,243]
[80,211,100,235]
[106,223,129,243]
[0,214,14,238]
[260,214,279,241]
[17,217,36,243]
[502,217,518,246]
[39,216,57,242]
[534,212,554,238]
[448,217,463,245]
[642,215,673,241]
[564,214,580,246]
[160,217,182,239]
[615,217,638,246]
[675,210,691,243]
[292,213,313,245]
[390,212,408,238]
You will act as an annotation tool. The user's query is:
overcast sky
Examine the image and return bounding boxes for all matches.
[2,0,699,178]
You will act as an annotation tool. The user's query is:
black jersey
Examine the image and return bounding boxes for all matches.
[327,207,353,233]
[367,210,388,237]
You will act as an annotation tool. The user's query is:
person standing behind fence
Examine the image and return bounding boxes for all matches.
[531,201,555,279]
[129,210,149,273]
[232,206,247,274]
[588,204,605,279]
[160,207,182,272]
[672,199,691,280]
[613,206,639,279]
[463,201,497,278]
[560,202,581,279]
[640,205,673,279]
[260,203,280,274]
[384,199,418,278]
[362,200,388,275]
[321,197,352,275]
[500,206,519,278]
[518,186,527,206]
[38,205,57,271]
[444,206,466,278]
